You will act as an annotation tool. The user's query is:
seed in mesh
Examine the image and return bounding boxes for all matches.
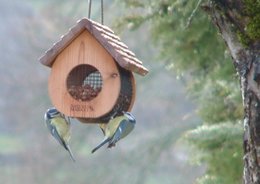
[68,84,101,101]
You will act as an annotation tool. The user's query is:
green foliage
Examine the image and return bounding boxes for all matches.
[246,14,260,40]
[194,79,243,124]
[184,123,243,184]
[237,0,260,45]
[183,122,243,183]
[184,122,243,183]
[196,175,233,184]
[237,30,251,46]
[184,123,243,151]
[118,0,244,183]
[244,0,260,15]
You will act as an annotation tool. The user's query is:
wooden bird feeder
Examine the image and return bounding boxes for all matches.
[39,18,148,123]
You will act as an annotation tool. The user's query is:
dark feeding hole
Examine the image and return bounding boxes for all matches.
[66,64,102,101]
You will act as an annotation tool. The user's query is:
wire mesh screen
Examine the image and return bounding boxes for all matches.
[78,64,134,123]
[84,71,102,90]
[67,65,102,101]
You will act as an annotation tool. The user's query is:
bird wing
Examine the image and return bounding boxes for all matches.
[109,119,134,147]
[45,118,62,145]
[49,123,75,161]
[49,123,68,149]
[51,117,71,142]
[106,116,125,137]
[45,115,75,161]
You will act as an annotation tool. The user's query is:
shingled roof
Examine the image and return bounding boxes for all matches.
[39,18,148,76]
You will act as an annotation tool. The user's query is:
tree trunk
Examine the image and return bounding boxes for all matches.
[202,1,260,183]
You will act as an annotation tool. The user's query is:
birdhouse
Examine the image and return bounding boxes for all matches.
[39,18,148,123]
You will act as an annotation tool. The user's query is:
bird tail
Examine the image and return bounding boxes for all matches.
[91,138,110,154]
[65,144,76,162]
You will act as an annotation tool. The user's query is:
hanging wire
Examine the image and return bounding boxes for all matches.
[88,0,104,25]
[88,0,92,19]
[101,0,104,25]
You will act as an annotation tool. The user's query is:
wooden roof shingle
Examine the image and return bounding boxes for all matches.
[39,18,149,76]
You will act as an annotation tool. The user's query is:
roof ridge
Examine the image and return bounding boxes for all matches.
[39,18,148,76]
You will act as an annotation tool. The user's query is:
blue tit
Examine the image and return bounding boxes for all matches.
[44,107,75,162]
[92,112,136,153]
[98,111,117,135]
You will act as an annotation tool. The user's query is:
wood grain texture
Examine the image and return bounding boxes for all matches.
[48,31,121,118]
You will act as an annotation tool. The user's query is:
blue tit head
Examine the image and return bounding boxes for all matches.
[123,112,136,124]
[44,107,61,121]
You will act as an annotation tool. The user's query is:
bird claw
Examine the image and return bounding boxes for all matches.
[107,143,116,148]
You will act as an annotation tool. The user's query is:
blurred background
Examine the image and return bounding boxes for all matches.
[0,0,244,184]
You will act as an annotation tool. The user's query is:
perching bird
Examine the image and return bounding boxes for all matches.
[44,107,75,162]
[92,112,136,153]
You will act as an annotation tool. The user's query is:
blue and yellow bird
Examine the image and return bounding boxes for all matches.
[92,112,136,153]
[44,107,75,162]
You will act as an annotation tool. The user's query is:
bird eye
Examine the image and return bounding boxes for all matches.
[125,112,135,122]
